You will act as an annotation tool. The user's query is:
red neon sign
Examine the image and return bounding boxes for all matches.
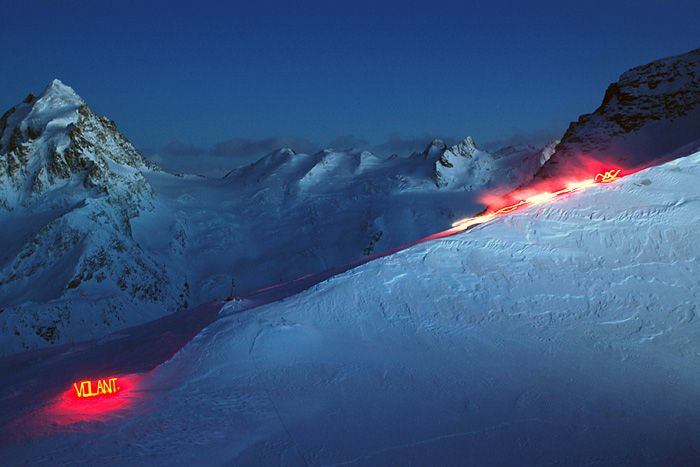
[73,377,120,398]
[451,169,622,231]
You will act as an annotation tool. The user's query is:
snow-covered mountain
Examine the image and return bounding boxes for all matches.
[0,81,552,355]
[135,137,549,311]
[535,47,700,181]
[4,48,700,464]
[0,79,157,206]
[0,80,186,354]
[3,141,700,465]
[4,46,698,358]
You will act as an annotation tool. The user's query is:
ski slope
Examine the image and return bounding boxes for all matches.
[3,148,700,465]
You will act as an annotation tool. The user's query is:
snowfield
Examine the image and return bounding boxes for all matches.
[0,80,555,355]
[2,146,700,465]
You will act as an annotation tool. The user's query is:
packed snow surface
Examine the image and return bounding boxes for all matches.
[3,148,700,465]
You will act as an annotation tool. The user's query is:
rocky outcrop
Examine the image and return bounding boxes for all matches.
[535,47,700,180]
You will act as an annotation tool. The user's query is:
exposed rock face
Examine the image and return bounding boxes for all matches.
[536,47,700,180]
[0,79,157,208]
[433,136,496,189]
[0,80,186,354]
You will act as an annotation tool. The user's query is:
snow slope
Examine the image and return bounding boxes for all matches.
[133,141,537,307]
[3,48,700,356]
[3,145,700,465]
[0,80,554,355]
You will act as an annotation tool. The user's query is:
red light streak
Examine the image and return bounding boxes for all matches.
[451,169,622,230]
[73,377,120,398]
[494,200,527,214]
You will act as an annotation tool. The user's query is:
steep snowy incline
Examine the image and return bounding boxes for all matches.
[5,146,700,464]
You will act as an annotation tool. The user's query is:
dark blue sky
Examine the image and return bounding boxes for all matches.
[2,1,699,175]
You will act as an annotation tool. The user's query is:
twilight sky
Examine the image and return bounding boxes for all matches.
[2,0,699,176]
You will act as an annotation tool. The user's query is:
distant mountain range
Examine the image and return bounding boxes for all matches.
[1,46,699,355]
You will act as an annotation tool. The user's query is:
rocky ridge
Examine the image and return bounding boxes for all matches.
[535,47,700,180]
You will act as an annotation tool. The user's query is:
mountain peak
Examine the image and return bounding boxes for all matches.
[0,79,86,151]
[42,78,77,96]
[448,136,479,158]
[34,79,84,112]
[413,139,446,159]
[0,79,155,209]
[46,78,70,90]
[433,136,496,189]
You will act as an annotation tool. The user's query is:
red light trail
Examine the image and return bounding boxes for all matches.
[451,169,621,231]
[56,170,623,414]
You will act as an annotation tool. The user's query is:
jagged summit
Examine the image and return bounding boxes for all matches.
[0,79,157,208]
[28,79,84,130]
[455,135,478,155]
[413,139,447,158]
[433,136,495,189]
[1,80,84,150]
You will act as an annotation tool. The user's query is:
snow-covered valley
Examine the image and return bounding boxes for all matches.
[0,81,556,355]
[3,146,700,465]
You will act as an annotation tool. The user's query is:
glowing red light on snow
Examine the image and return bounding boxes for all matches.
[73,377,120,398]
[595,169,621,183]
[451,168,622,230]
[493,200,527,214]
